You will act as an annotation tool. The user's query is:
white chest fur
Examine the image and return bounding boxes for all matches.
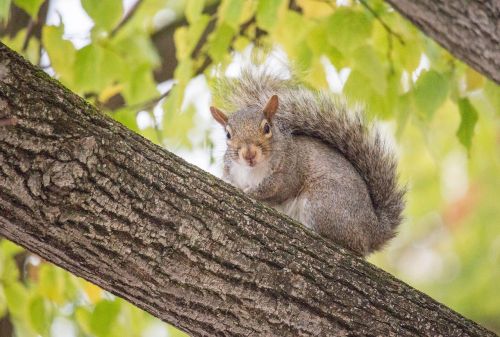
[228,161,271,190]
[228,161,312,229]
[274,195,312,229]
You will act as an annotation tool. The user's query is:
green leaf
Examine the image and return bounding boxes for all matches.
[220,0,245,29]
[113,107,139,132]
[185,0,205,23]
[456,98,478,152]
[308,23,344,67]
[38,264,65,303]
[0,288,7,318]
[112,29,160,67]
[256,0,283,31]
[123,63,158,105]
[394,38,422,72]
[352,45,386,94]
[4,281,28,315]
[326,8,372,53]
[163,103,196,148]
[174,59,194,87]
[139,126,161,145]
[74,44,125,94]
[162,86,183,120]
[0,240,23,258]
[75,306,93,335]
[395,93,413,138]
[0,0,11,21]
[0,255,20,285]
[81,0,122,31]
[174,14,210,59]
[42,25,76,86]
[29,296,49,335]
[74,44,102,93]
[343,70,372,103]
[483,80,500,115]
[413,70,449,119]
[90,300,121,337]
[274,11,313,67]
[13,0,43,17]
[207,23,235,62]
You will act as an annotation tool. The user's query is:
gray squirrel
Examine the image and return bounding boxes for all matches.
[210,67,405,256]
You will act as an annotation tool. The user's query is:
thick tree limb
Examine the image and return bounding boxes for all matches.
[0,43,496,337]
[385,0,500,84]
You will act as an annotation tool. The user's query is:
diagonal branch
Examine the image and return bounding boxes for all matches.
[384,0,500,84]
[0,42,496,337]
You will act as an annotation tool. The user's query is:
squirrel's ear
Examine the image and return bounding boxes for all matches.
[210,106,228,126]
[263,95,279,120]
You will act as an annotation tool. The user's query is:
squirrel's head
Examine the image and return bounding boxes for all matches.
[210,95,280,168]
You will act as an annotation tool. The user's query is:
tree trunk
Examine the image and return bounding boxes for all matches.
[384,0,500,84]
[0,43,496,337]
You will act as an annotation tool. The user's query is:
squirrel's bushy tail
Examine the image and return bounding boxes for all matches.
[214,66,405,251]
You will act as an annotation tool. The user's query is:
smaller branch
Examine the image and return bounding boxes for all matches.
[239,16,256,36]
[288,0,303,13]
[358,0,405,45]
[386,31,395,74]
[238,16,267,47]
[124,89,172,112]
[148,110,163,145]
[196,55,213,74]
[191,15,218,60]
[110,0,144,38]
[21,19,35,51]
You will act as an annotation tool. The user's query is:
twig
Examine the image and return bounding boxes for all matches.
[125,89,172,112]
[148,110,163,145]
[387,31,395,74]
[238,15,266,47]
[288,0,303,13]
[358,0,404,45]
[110,0,144,38]
[22,19,35,51]
[357,0,404,73]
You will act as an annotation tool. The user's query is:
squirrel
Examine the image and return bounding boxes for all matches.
[210,67,405,256]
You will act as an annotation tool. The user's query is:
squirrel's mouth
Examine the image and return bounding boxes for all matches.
[247,159,257,167]
[238,144,264,167]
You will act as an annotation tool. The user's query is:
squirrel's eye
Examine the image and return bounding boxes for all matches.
[263,123,271,134]
[226,131,231,140]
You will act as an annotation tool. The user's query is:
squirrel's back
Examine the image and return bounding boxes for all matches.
[214,66,405,253]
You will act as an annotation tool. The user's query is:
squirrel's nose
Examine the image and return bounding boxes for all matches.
[243,150,256,161]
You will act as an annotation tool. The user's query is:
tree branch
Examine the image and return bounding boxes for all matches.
[384,0,500,84]
[0,42,496,337]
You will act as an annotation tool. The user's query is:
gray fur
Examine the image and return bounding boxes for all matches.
[213,67,405,256]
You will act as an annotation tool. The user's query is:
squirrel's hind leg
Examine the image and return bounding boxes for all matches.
[306,190,373,256]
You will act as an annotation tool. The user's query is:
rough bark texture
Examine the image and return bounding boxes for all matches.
[0,43,496,337]
[385,0,500,84]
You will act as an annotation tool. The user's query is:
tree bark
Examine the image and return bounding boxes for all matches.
[384,0,500,84]
[0,43,496,337]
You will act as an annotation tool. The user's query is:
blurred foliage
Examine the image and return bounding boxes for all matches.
[0,0,499,336]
